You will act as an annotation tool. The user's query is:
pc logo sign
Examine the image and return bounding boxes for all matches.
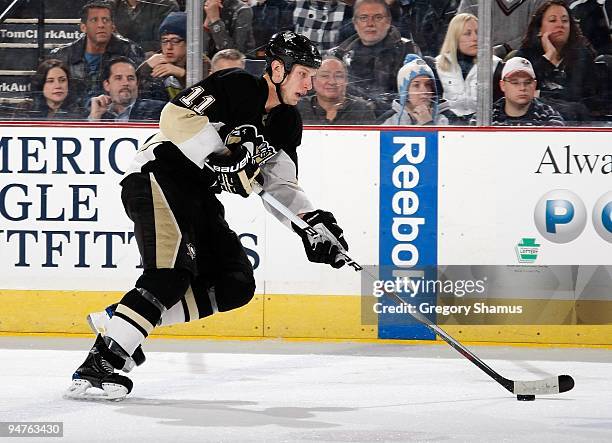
[534,190,612,243]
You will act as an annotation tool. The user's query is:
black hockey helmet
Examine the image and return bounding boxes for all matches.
[265,31,322,78]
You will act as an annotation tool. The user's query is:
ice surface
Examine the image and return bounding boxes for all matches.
[1,337,611,442]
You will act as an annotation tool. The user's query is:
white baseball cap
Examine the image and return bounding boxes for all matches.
[502,57,536,79]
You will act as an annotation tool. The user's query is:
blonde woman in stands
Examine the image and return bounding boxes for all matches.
[13,59,82,121]
[435,13,501,124]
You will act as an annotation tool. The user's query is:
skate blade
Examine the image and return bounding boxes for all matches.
[86,311,109,335]
[63,379,128,402]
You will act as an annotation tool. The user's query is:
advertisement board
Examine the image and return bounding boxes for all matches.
[0,125,375,296]
[438,130,611,265]
[0,123,610,342]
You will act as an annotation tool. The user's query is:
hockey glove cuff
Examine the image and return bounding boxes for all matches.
[206,145,260,198]
[292,209,349,269]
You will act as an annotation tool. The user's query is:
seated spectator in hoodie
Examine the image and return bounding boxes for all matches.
[328,0,420,117]
[297,56,376,125]
[492,57,564,126]
[399,0,459,57]
[569,0,611,56]
[203,0,256,58]
[137,12,190,101]
[111,0,179,54]
[381,54,451,125]
[88,56,166,121]
[251,0,295,57]
[211,48,246,73]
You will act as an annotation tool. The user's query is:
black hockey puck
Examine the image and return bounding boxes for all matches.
[517,394,536,401]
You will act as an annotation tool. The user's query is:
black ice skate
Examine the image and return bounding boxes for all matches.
[64,335,134,401]
[87,303,146,371]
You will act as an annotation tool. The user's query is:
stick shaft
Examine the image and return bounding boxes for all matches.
[253,182,512,390]
[254,183,361,271]
[252,183,573,396]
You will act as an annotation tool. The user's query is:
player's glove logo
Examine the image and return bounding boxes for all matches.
[225,125,277,166]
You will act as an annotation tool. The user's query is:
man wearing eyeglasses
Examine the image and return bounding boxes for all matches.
[138,12,203,102]
[492,57,565,126]
[329,0,420,117]
[297,56,376,124]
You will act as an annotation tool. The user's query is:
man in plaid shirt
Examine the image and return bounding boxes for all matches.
[293,0,351,51]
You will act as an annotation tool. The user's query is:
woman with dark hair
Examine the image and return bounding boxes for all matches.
[514,0,597,122]
[13,59,83,120]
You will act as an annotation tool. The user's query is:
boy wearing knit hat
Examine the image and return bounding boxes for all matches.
[382,54,450,125]
[137,12,193,101]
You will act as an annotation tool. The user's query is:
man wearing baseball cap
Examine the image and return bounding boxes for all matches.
[492,57,565,126]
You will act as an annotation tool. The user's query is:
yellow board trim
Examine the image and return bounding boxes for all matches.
[1,290,611,345]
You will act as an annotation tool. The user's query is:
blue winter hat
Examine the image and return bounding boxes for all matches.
[396,54,436,102]
[159,12,186,40]
[395,54,439,124]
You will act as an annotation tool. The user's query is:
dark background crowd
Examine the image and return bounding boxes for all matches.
[0,0,610,126]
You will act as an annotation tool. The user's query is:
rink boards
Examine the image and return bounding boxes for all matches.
[0,123,610,344]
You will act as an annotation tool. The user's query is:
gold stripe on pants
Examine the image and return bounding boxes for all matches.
[149,172,182,268]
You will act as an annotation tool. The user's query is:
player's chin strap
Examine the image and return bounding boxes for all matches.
[268,67,289,106]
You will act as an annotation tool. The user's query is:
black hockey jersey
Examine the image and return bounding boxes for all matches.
[124,68,314,222]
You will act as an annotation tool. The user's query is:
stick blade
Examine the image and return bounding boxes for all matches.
[558,374,575,393]
[513,375,575,395]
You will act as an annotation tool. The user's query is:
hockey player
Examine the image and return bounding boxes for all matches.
[65,31,349,401]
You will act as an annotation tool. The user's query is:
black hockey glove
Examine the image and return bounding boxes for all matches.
[206,125,278,197]
[292,210,349,269]
[206,146,260,197]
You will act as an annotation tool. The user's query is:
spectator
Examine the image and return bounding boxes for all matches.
[493,57,565,125]
[435,13,501,123]
[457,0,546,58]
[293,0,350,51]
[12,59,83,120]
[137,11,190,102]
[49,1,145,108]
[88,56,166,121]
[381,54,450,125]
[252,0,295,57]
[329,0,421,117]
[297,56,376,124]
[399,0,459,57]
[569,0,612,55]
[514,0,597,122]
[211,48,246,72]
[111,0,179,54]
[203,0,256,57]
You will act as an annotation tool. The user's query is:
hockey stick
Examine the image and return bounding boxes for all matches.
[253,183,575,398]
